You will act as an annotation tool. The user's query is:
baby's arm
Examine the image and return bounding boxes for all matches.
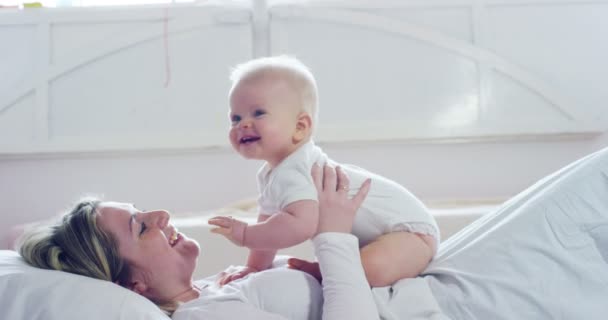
[210,202,318,286]
[209,199,319,250]
[245,213,277,271]
[216,214,277,286]
[245,199,319,249]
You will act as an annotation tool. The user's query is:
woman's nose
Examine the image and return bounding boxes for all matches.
[138,210,170,229]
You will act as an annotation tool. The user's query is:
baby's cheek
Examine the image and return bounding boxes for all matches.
[228,131,239,146]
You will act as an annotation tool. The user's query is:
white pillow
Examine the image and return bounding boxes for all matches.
[0,250,169,320]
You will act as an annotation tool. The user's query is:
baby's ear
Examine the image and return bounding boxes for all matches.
[294,112,312,143]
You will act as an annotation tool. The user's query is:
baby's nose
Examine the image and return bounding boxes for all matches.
[239,119,252,128]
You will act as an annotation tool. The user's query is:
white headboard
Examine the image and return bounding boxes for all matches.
[1,1,607,246]
[1,0,606,155]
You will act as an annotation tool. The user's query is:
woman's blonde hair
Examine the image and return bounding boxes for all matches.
[16,198,179,315]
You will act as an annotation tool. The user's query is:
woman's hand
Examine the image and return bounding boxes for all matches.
[288,165,370,281]
[312,164,371,234]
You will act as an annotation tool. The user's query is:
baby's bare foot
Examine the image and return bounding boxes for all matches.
[287,258,322,283]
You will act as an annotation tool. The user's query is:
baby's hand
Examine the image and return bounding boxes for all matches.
[217,265,258,286]
[208,216,247,246]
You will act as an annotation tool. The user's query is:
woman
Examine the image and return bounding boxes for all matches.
[17,163,375,319]
[18,147,608,319]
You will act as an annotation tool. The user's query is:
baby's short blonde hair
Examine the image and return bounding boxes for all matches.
[229,55,319,127]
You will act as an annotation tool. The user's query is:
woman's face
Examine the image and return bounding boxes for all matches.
[96,202,200,303]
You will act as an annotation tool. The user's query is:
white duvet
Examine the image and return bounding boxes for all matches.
[424,148,608,319]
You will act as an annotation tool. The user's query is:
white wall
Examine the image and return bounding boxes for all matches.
[1,0,608,247]
[2,135,606,248]
[1,0,607,154]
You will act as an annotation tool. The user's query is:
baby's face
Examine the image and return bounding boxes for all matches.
[228,77,302,167]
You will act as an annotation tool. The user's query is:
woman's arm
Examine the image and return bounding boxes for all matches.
[311,164,379,320]
[314,233,379,320]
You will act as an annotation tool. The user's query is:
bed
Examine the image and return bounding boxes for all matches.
[2,150,608,319]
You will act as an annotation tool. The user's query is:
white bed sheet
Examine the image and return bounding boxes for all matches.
[425,147,608,319]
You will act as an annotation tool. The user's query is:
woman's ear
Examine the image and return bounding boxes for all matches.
[293,112,312,143]
[126,271,149,295]
[129,279,148,295]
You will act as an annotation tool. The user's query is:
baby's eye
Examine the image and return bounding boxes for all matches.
[231,115,241,124]
[139,222,147,235]
[253,109,266,117]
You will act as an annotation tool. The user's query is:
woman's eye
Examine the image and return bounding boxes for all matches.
[139,222,147,235]
[253,109,266,117]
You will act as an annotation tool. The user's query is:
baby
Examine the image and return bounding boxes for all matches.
[208,56,439,287]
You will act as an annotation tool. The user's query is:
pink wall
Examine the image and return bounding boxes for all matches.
[1,134,606,248]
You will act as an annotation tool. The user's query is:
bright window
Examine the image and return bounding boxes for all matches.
[0,0,195,8]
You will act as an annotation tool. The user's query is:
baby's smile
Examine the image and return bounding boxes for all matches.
[239,135,261,144]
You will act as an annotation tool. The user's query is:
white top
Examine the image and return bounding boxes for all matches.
[256,140,439,246]
[172,265,322,320]
[170,234,366,320]
[172,233,445,320]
